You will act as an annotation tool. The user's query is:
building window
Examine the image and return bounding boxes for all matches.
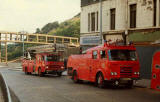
[96,11,99,31]
[110,8,116,30]
[130,4,137,28]
[153,0,157,26]
[88,13,90,32]
[91,12,96,31]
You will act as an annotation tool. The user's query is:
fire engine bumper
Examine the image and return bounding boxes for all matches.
[105,78,140,86]
[45,68,64,74]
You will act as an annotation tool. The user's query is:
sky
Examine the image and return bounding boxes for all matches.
[0,0,80,33]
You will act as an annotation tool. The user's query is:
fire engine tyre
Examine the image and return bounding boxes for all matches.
[38,68,44,77]
[25,67,29,75]
[57,72,62,77]
[72,71,80,83]
[126,80,133,88]
[96,73,105,88]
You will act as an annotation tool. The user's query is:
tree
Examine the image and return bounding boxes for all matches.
[35,28,41,34]
[41,21,59,34]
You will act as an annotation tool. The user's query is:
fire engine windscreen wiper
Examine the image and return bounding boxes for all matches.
[108,50,137,61]
[45,55,60,62]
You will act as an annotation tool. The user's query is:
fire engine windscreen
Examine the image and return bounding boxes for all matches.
[108,50,137,61]
[45,55,60,62]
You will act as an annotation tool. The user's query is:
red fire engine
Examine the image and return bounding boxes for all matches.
[67,41,140,88]
[151,51,160,91]
[22,44,65,77]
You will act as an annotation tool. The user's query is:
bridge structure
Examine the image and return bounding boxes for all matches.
[0,31,79,64]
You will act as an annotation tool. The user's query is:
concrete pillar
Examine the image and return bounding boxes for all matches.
[0,33,1,62]
[157,0,160,26]
[5,42,7,65]
[16,34,18,41]
[77,39,79,45]
[36,35,39,42]
[46,36,48,43]
[62,38,64,44]
[27,35,29,42]
[54,37,56,43]
[70,38,72,44]
[5,34,7,65]
[10,34,12,41]
[125,0,129,44]
[95,11,98,32]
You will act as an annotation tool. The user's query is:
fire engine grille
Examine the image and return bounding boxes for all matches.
[120,67,132,78]
[49,65,61,69]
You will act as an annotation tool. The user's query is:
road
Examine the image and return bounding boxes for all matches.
[0,68,160,102]
[0,87,4,102]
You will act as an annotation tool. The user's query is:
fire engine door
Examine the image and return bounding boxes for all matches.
[36,55,42,68]
[39,55,43,65]
[29,60,33,72]
[89,51,99,81]
[151,52,160,91]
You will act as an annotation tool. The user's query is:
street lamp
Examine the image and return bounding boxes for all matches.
[99,0,103,44]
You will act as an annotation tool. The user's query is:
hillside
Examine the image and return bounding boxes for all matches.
[36,13,80,38]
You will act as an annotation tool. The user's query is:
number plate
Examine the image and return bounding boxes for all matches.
[120,78,131,81]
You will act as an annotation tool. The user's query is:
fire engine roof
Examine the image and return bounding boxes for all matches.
[86,44,136,53]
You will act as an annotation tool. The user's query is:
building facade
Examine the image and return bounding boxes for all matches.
[80,0,160,47]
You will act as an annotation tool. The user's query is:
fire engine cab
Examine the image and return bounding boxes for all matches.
[22,44,65,77]
[67,41,140,88]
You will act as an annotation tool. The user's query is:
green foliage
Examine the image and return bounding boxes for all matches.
[48,16,80,38]
[36,13,80,38]
[1,43,43,61]
[40,21,59,34]
[1,44,23,61]
[35,28,41,33]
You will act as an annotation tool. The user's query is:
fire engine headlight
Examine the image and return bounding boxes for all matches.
[46,66,49,69]
[111,72,114,75]
[114,72,117,75]
[61,66,64,69]
[134,72,140,75]
[134,72,137,75]
[111,72,117,75]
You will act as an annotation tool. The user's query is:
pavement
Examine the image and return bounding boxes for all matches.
[0,62,21,68]
[135,79,151,88]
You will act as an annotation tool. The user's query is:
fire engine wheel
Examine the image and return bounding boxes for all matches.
[96,73,105,88]
[25,67,29,75]
[38,68,44,77]
[125,80,133,88]
[72,71,79,83]
[57,72,62,77]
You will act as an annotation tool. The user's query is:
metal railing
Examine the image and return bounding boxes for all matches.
[0,31,79,47]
